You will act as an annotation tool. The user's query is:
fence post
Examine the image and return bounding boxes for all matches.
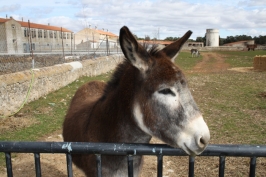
[188,156,195,177]
[249,157,257,177]
[96,154,102,177]
[28,20,34,69]
[66,153,73,177]
[34,153,42,177]
[219,156,225,177]
[157,154,163,177]
[5,152,13,177]
[127,155,134,177]
[61,27,65,63]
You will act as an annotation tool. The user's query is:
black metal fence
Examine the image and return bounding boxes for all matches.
[0,142,266,177]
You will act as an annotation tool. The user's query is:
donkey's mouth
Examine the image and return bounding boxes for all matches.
[184,144,197,157]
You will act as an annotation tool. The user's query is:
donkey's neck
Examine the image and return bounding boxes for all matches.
[98,61,152,144]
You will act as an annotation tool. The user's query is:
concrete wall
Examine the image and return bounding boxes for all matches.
[0,54,123,116]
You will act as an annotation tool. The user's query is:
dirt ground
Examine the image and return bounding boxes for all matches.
[189,52,230,73]
[1,52,265,177]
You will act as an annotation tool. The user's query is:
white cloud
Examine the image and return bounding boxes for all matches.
[0,4,20,12]
[1,0,266,39]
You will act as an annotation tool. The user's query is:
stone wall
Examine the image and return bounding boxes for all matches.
[0,54,123,116]
[0,53,109,75]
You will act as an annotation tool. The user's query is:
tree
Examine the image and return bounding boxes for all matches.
[196,37,204,42]
[144,35,150,41]
[164,37,174,41]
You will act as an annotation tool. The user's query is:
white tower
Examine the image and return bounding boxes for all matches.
[206,29,219,47]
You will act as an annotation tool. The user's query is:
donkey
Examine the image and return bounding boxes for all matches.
[63,26,210,177]
[191,48,200,57]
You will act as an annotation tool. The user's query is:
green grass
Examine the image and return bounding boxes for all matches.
[189,72,266,144]
[0,73,112,166]
[175,51,203,70]
[0,73,112,142]
[1,51,266,168]
[217,50,266,67]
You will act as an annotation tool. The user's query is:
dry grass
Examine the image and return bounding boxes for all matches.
[1,51,266,176]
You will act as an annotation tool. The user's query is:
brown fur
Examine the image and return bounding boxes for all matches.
[62,26,199,177]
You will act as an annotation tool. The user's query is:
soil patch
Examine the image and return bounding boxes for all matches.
[0,115,38,135]
[1,52,265,176]
[190,52,230,73]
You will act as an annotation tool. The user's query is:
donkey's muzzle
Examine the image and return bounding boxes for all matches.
[177,115,210,156]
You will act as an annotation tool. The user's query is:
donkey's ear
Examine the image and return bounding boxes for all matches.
[119,26,150,72]
[160,30,192,62]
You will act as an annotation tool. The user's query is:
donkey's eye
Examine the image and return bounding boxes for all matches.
[158,88,176,96]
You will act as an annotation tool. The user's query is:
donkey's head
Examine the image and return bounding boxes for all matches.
[119,26,210,156]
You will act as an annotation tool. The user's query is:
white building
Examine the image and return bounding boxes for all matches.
[75,28,118,50]
[0,17,73,53]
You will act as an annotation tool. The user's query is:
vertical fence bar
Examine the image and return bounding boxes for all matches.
[61,27,65,63]
[5,152,13,177]
[219,156,225,177]
[66,153,73,177]
[188,156,195,177]
[157,155,163,177]
[28,20,34,69]
[34,153,41,177]
[96,154,102,177]
[249,157,257,177]
[127,155,133,177]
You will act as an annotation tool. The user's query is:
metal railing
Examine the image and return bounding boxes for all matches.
[0,142,266,177]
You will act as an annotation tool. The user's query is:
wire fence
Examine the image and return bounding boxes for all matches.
[0,20,122,75]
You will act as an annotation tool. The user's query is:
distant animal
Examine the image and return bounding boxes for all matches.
[63,26,210,177]
[191,49,200,57]
[247,44,257,51]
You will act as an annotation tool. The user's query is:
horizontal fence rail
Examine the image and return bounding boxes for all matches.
[0,142,266,177]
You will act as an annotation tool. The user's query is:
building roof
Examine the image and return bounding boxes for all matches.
[137,40,173,45]
[223,40,254,46]
[95,29,118,37]
[76,28,118,37]
[0,17,72,32]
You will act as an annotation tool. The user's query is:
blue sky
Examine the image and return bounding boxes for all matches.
[1,0,266,40]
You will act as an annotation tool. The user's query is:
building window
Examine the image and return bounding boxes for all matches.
[59,32,62,39]
[71,33,73,39]
[11,24,16,29]
[47,44,50,46]
[49,31,53,38]
[63,32,66,39]
[24,28,29,37]
[38,29,42,38]
[44,30,47,38]
[31,29,36,38]
[67,33,69,39]
[54,31,57,38]
[31,43,35,50]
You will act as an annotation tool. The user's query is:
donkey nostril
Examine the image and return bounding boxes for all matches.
[200,137,206,145]
[198,136,208,148]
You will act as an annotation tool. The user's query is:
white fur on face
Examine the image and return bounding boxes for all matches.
[134,83,210,156]
[153,86,180,112]
[177,115,210,155]
[133,103,152,135]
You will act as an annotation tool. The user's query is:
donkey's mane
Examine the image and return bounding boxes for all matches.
[102,43,163,100]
